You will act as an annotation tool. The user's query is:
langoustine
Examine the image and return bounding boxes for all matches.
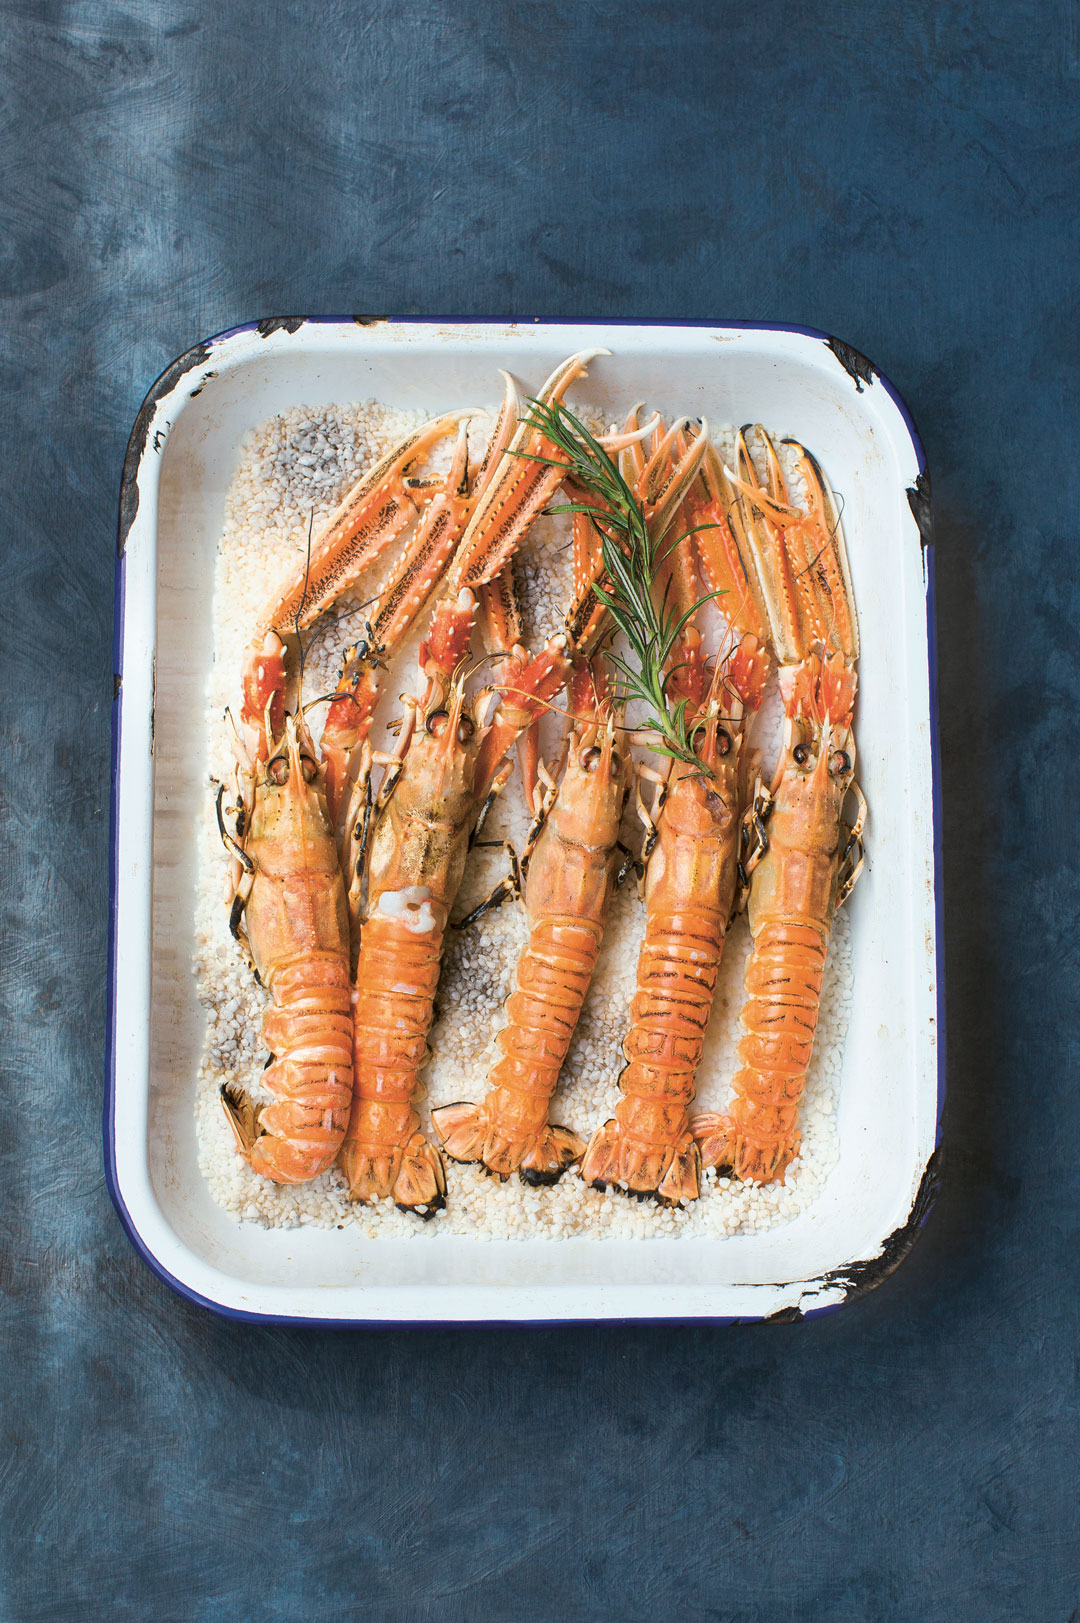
[692,429,865,1184]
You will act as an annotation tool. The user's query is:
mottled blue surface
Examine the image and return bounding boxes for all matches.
[2,2,1078,1618]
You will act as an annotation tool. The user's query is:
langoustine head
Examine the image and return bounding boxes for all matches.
[554,688,632,848]
[389,662,498,826]
[246,711,332,849]
[774,650,858,847]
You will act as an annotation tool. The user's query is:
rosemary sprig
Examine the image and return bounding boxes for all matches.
[515,397,717,769]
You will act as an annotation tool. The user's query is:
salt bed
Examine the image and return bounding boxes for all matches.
[193,393,854,1241]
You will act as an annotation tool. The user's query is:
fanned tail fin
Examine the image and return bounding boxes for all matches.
[431,1101,489,1165]
[580,1118,700,1204]
[432,1102,584,1186]
[692,1110,800,1186]
[339,1132,446,1217]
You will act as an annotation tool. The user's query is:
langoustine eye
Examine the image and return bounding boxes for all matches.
[426,710,449,737]
[792,743,811,767]
[829,749,851,777]
[457,715,475,743]
[267,754,318,783]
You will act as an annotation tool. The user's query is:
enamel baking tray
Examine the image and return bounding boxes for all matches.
[106,318,942,1325]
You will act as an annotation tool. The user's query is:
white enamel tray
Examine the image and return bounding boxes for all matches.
[106,319,942,1325]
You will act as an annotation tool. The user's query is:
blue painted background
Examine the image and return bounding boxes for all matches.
[2,2,1078,1618]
